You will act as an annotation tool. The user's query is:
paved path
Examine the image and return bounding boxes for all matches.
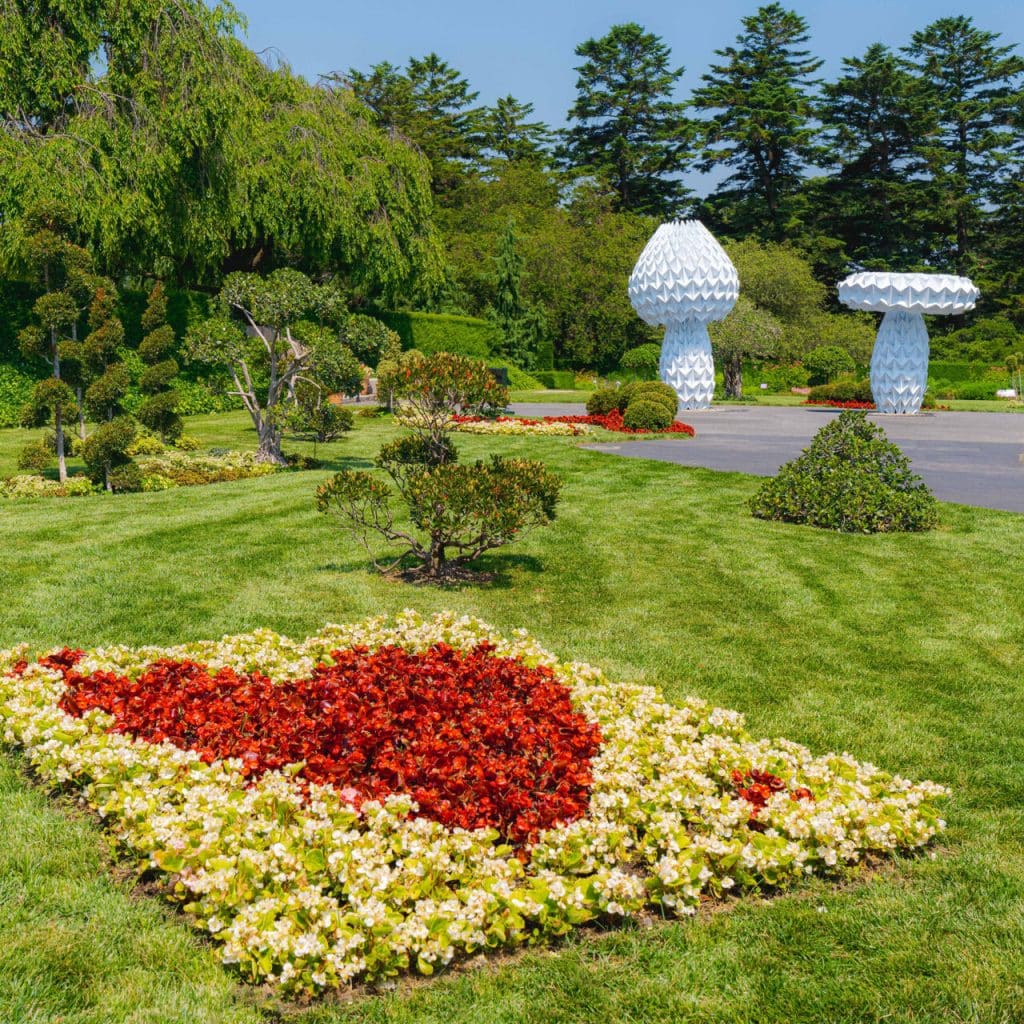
[509,403,1024,514]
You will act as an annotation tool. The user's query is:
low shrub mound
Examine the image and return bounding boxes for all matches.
[2,611,948,994]
[750,410,939,533]
[623,399,673,431]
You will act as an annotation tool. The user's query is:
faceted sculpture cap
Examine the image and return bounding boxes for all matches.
[838,272,979,315]
[629,220,740,325]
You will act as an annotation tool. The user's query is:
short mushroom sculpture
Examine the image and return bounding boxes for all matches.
[628,220,739,410]
[837,272,979,414]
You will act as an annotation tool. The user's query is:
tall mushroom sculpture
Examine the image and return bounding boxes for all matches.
[628,220,739,410]
[837,272,979,414]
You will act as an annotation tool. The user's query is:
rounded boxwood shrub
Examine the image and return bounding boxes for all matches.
[749,411,938,533]
[17,438,53,473]
[623,399,674,432]
[586,387,621,416]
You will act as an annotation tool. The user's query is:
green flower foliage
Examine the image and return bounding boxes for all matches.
[749,411,939,533]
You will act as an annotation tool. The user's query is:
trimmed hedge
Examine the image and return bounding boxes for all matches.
[377,312,500,359]
[533,370,576,390]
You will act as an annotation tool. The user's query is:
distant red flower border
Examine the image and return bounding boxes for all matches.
[53,643,601,847]
[803,399,876,410]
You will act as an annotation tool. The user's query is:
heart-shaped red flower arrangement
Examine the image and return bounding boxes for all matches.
[51,642,601,846]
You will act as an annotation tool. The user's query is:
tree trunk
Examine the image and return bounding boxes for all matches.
[723,355,743,399]
[255,422,287,465]
[55,406,67,483]
[77,387,86,441]
[427,539,446,577]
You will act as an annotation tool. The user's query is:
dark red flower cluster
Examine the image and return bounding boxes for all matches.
[56,643,601,846]
[731,768,814,828]
[803,399,876,410]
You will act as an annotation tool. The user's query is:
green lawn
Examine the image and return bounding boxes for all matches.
[1,411,1023,1024]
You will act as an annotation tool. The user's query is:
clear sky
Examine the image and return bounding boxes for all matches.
[236,0,1023,191]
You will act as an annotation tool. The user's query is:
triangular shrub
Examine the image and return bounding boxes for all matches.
[749,410,938,533]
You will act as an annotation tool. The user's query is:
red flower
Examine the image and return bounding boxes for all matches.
[56,643,601,847]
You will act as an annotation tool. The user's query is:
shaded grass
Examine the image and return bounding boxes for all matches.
[1,411,1023,1023]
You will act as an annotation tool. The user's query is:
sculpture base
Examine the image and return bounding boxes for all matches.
[660,322,714,410]
[870,311,929,415]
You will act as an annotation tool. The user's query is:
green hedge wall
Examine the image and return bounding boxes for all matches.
[377,312,499,359]
[533,370,576,390]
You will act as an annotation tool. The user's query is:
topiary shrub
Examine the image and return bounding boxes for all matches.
[619,343,661,378]
[804,344,856,385]
[586,387,621,416]
[17,438,53,473]
[626,381,678,416]
[81,416,136,491]
[749,411,938,533]
[623,400,674,432]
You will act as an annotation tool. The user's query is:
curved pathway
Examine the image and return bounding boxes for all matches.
[509,403,1024,514]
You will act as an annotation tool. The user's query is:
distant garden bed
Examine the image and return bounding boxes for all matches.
[450,412,695,437]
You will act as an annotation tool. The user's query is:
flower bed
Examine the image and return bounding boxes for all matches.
[0,612,947,995]
[804,399,876,410]
[1,450,281,499]
[449,415,592,436]
[451,412,696,437]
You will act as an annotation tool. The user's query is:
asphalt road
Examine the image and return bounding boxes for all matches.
[509,403,1024,514]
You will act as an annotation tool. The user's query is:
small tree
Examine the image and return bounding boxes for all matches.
[15,212,94,482]
[804,344,856,385]
[709,296,783,398]
[187,269,326,464]
[317,352,560,580]
[137,282,183,443]
[619,343,661,378]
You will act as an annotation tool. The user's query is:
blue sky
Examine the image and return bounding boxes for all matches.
[238,0,1022,126]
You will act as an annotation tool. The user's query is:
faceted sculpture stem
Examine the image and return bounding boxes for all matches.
[870,310,930,415]
[660,321,714,410]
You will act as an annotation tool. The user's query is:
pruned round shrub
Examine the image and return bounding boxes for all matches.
[108,463,144,493]
[629,380,678,410]
[623,399,674,432]
[174,435,202,451]
[17,439,53,473]
[749,410,938,533]
[586,387,621,416]
[619,343,661,375]
[81,416,136,487]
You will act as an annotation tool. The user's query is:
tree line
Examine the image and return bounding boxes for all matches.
[2,2,1022,377]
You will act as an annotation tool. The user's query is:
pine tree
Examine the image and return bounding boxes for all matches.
[816,43,940,269]
[488,220,547,367]
[904,16,1024,275]
[692,3,823,238]
[346,54,483,194]
[137,282,182,443]
[562,22,692,216]
[481,96,553,164]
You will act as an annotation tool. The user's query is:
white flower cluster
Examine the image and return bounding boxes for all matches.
[0,611,948,995]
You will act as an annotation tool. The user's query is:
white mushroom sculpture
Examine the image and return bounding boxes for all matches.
[837,272,979,414]
[628,220,739,410]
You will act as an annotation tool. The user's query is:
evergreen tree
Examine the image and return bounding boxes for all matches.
[346,53,483,193]
[481,96,553,164]
[692,3,823,238]
[79,279,135,490]
[562,22,692,216]
[15,207,94,482]
[903,16,1024,275]
[488,220,547,367]
[815,43,940,269]
[137,282,183,443]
